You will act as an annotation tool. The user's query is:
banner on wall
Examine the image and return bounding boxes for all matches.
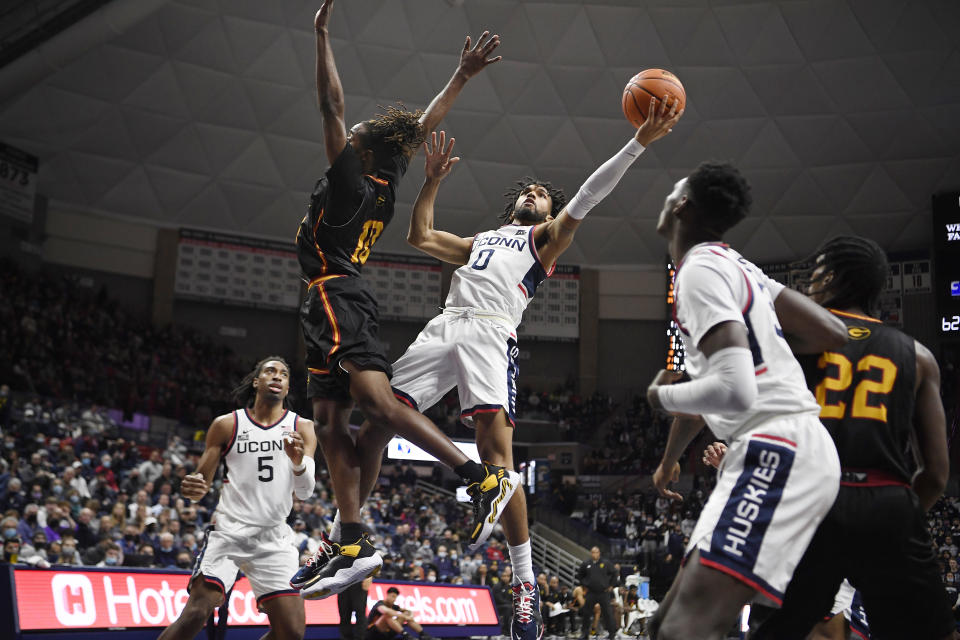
[0,142,39,224]
[10,567,499,633]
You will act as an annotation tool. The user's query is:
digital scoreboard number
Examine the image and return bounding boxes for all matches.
[933,192,960,336]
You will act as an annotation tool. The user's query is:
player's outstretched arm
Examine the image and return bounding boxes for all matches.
[772,287,848,354]
[407,32,502,158]
[314,0,348,166]
[407,131,473,265]
[534,96,683,269]
[912,341,949,512]
[181,414,233,501]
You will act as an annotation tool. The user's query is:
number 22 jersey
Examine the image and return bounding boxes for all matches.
[800,310,917,484]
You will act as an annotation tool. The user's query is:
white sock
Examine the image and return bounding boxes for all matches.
[508,540,534,585]
[329,510,341,542]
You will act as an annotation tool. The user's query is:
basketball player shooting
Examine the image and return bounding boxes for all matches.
[158,357,316,640]
[336,95,681,640]
[292,0,518,600]
[642,162,851,640]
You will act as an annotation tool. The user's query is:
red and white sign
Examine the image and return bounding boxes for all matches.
[13,569,498,631]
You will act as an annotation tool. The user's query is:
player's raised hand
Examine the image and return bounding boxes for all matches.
[181,473,209,501]
[314,0,335,33]
[635,94,684,147]
[458,31,502,79]
[653,461,683,502]
[283,431,305,467]
[423,131,460,182]
[702,442,727,468]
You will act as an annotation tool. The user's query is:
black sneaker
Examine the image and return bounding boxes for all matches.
[511,581,544,640]
[299,534,382,600]
[466,463,521,551]
[289,529,336,589]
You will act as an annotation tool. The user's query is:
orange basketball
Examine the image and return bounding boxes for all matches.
[622,69,686,128]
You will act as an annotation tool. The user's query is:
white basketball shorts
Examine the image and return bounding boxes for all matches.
[830,580,870,638]
[686,414,840,604]
[390,311,519,427]
[192,512,301,607]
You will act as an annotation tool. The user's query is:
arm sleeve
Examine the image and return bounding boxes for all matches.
[292,456,316,500]
[565,139,645,220]
[324,143,366,226]
[657,347,758,414]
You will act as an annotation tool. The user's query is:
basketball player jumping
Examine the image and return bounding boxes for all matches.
[291,0,517,599]
[741,236,956,640]
[642,162,850,640]
[159,357,314,640]
[327,96,682,639]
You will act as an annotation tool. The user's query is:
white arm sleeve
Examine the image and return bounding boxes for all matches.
[292,456,316,499]
[565,138,645,220]
[656,347,758,414]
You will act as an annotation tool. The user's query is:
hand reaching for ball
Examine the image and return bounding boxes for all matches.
[634,95,683,147]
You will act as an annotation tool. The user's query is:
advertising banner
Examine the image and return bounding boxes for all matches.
[11,568,498,633]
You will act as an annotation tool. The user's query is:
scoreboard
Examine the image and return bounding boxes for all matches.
[933,192,960,336]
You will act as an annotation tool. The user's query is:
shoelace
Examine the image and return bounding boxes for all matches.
[305,534,336,567]
[512,584,535,624]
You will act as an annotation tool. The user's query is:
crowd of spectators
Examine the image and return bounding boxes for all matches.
[581,396,671,475]
[0,259,252,422]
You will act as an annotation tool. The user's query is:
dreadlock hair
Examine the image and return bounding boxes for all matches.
[231,356,291,408]
[358,103,425,170]
[686,161,752,234]
[500,176,567,223]
[806,235,888,314]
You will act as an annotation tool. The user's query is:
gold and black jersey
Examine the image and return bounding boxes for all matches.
[296,143,408,280]
[799,309,917,484]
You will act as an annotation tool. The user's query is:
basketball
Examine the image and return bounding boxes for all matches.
[622,68,686,127]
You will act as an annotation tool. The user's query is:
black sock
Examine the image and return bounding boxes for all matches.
[455,461,486,484]
[341,522,363,543]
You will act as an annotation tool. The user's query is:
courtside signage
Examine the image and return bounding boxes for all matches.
[12,569,498,631]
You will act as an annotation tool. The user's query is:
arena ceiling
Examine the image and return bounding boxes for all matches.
[1,0,958,266]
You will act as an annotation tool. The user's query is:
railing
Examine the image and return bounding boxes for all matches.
[415,480,584,585]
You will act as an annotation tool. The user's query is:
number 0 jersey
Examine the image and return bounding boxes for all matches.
[800,310,918,484]
[444,224,553,327]
[217,408,303,527]
[296,143,408,280]
[672,243,820,441]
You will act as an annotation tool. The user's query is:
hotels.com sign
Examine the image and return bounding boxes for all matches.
[12,568,498,631]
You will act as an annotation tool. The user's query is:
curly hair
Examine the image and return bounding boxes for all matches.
[686,161,752,234]
[359,103,425,169]
[500,176,567,223]
[802,235,888,314]
[231,356,291,408]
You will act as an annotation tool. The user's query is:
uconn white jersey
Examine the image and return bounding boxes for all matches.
[444,224,552,327]
[673,243,820,441]
[218,408,301,527]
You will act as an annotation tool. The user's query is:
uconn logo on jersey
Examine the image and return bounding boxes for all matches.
[236,437,285,454]
[476,234,527,252]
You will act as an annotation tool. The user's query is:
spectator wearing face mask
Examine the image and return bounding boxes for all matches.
[17,504,40,542]
[1,477,26,513]
[434,545,458,582]
[56,539,81,566]
[174,549,193,571]
[96,543,122,567]
[154,532,179,568]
